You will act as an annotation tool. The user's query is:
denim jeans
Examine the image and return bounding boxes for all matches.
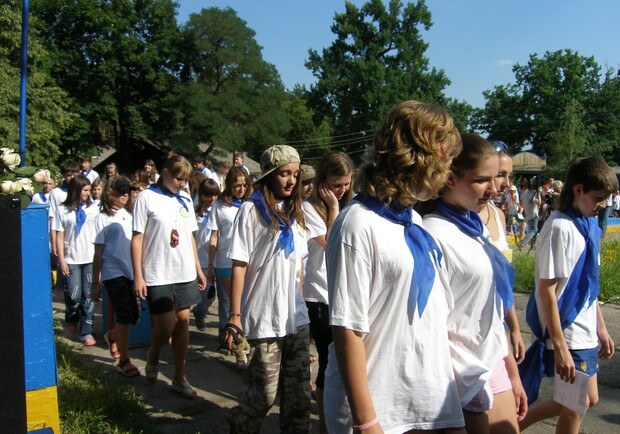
[65,263,94,339]
[519,216,539,247]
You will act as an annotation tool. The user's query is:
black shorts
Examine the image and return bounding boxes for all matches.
[104,276,139,325]
[147,280,200,314]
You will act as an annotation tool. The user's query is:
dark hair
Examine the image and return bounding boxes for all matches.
[196,179,221,217]
[101,175,132,216]
[61,160,80,174]
[80,155,92,163]
[221,167,252,205]
[450,133,497,178]
[559,157,618,210]
[62,175,92,210]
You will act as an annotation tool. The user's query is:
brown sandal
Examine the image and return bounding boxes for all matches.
[104,331,121,360]
[117,359,140,377]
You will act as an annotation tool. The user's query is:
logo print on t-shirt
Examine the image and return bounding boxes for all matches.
[179,206,190,218]
[86,213,96,221]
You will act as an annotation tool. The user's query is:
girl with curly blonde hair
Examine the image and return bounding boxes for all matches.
[324,100,465,433]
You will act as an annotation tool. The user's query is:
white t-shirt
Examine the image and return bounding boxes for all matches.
[81,168,100,184]
[534,211,599,349]
[324,202,463,433]
[132,188,198,286]
[49,185,68,225]
[206,199,240,268]
[54,202,100,264]
[94,208,134,281]
[227,201,309,340]
[423,213,509,407]
[195,207,212,268]
[302,201,328,305]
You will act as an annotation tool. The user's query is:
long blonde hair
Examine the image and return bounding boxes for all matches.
[355,100,461,206]
[311,152,355,224]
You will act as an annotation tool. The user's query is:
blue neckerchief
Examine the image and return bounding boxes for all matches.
[232,197,243,208]
[356,194,442,317]
[249,189,295,258]
[75,201,88,235]
[519,209,602,404]
[81,168,92,177]
[149,183,190,211]
[38,192,48,203]
[59,182,68,193]
[201,209,211,227]
[435,201,515,312]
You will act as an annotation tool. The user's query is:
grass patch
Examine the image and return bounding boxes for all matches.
[57,339,150,433]
[512,238,620,303]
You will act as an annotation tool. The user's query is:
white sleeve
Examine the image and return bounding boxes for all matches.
[206,201,221,231]
[132,193,149,234]
[303,202,326,240]
[94,214,106,245]
[53,208,65,232]
[228,204,255,264]
[536,221,570,280]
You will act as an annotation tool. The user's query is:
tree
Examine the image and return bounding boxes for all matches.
[175,7,290,159]
[32,0,183,172]
[305,0,455,152]
[0,0,74,170]
[545,99,594,178]
[472,49,603,156]
[587,70,620,165]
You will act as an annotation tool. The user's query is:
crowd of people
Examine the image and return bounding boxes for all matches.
[35,100,618,434]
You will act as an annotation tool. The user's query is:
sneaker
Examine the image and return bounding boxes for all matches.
[171,378,197,399]
[117,359,140,377]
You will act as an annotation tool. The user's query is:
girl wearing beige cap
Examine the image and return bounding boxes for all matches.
[224,144,311,433]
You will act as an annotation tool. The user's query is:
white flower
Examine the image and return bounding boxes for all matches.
[22,183,34,195]
[16,177,32,186]
[33,169,51,183]
[0,180,23,194]
[0,149,21,168]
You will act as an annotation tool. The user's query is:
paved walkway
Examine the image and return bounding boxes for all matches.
[54,292,620,433]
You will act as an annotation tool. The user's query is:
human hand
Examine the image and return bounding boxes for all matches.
[206,264,216,283]
[90,282,102,302]
[598,328,615,360]
[554,346,576,383]
[318,184,339,211]
[134,277,148,300]
[197,269,207,291]
[511,377,528,421]
[60,262,70,277]
[222,316,243,351]
[511,331,526,365]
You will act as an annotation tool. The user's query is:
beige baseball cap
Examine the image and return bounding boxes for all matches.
[257,145,301,181]
[300,164,316,182]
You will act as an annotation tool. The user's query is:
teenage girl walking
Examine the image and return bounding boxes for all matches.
[206,167,252,364]
[423,133,527,433]
[55,175,100,345]
[91,176,140,376]
[131,155,207,399]
[192,178,221,331]
[324,101,465,433]
[302,151,354,433]
[224,145,310,434]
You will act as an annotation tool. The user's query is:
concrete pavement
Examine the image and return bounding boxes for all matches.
[53,292,620,433]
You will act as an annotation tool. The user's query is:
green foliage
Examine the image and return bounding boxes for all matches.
[0,0,74,171]
[57,339,150,433]
[599,239,620,303]
[283,94,333,162]
[305,0,460,153]
[472,49,620,163]
[32,0,183,171]
[512,251,536,293]
[175,7,290,158]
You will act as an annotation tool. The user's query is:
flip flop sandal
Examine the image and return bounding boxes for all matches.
[104,331,121,360]
[117,359,140,377]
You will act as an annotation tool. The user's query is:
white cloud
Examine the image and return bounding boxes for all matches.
[497,59,513,67]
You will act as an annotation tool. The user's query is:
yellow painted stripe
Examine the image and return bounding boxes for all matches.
[26,386,60,433]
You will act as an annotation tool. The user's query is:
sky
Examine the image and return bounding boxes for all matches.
[176,0,620,109]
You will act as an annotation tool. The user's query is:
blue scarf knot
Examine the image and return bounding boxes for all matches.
[249,190,295,258]
[435,201,515,312]
[356,194,442,317]
[149,183,190,211]
[75,201,88,235]
[519,209,601,404]
[232,197,243,208]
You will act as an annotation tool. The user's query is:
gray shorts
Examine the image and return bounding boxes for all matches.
[146,280,200,314]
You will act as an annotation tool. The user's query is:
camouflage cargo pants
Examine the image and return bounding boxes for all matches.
[227,324,311,434]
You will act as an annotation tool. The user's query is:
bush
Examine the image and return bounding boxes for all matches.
[513,251,536,293]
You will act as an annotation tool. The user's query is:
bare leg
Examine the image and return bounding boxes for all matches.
[148,311,176,365]
[488,390,519,434]
[112,324,132,361]
[172,307,191,382]
[464,410,490,434]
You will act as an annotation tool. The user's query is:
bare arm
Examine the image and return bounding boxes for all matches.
[131,232,147,300]
[505,306,525,364]
[504,344,528,421]
[207,230,218,282]
[332,326,383,432]
[56,231,69,277]
[191,234,206,290]
[538,277,575,382]
[597,301,615,360]
[224,260,247,350]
